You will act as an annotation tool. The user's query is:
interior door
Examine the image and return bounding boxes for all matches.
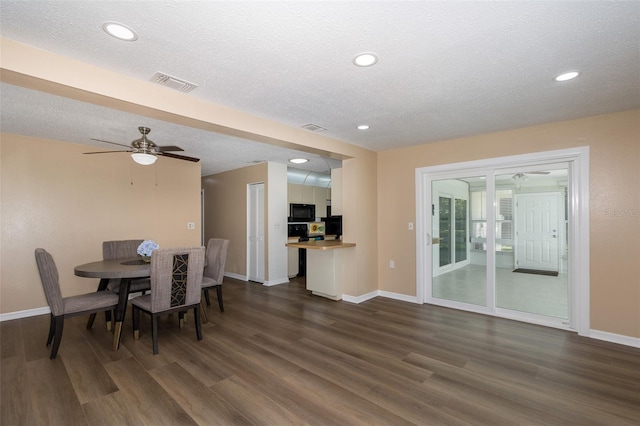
[515,192,561,272]
[248,183,265,282]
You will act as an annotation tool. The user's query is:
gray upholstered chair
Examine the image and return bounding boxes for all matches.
[34,248,119,359]
[103,239,151,294]
[202,238,230,313]
[131,246,205,354]
[87,239,151,330]
[102,239,144,261]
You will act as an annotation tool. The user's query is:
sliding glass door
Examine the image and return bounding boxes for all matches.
[494,168,569,320]
[431,178,483,306]
[423,163,572,329]
[417,148,589,333]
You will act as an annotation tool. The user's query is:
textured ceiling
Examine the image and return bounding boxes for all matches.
[1,1,639,176]
[0,83,341,176]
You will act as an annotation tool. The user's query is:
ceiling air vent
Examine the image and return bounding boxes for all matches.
[301,123,327,132]
[150,72,198,93]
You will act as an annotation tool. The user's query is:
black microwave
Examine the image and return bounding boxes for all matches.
[289,203,315,222]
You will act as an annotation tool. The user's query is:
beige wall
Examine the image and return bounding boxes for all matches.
[202,163,267,278]
[377,109,640,338]
[0,134,202,314]
[342,154,378,298]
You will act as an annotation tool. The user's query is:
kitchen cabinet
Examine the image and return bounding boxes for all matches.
[314,187,329,218]
[287,185,301,204]
[302,185,315,204]
[285,240,355,300]
[288,183,311,203]
[287,183,330,219]
[331,168,343,215]
[287,246,298,278]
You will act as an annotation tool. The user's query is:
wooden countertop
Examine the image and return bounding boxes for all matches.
[286,240,356,250]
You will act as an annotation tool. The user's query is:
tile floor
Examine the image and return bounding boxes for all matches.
[433,264,569,319]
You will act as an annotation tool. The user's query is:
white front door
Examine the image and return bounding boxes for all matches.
[515,192,561,272]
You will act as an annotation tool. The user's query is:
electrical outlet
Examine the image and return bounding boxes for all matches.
[187,222,195,230]
[408,222,414,230]
[389,260,395,269]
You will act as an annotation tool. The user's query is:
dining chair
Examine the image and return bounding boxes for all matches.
[103,239,151,293]
[34,248,119,359]
[87,239,151,330]
[131,246,205,354]
[103,239,144,261]
[202,238,230,314]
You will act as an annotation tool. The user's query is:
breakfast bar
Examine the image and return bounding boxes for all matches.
[285,240,355,300]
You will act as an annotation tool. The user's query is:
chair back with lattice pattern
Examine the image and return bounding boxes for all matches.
[149,247,204,312]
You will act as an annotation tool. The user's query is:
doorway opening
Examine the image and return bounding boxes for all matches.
[416,147,590,335]
[247,182,265,283]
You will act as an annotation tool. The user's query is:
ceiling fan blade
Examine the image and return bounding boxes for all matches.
[160,152,200,162]
[90,138,132,149]
[84,150,132,154]
[527,171,551,175]
[156,145,185,152]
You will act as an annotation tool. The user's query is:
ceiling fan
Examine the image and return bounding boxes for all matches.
[512,171,550,179]
[511,171,550,189]
[84,126,200,165]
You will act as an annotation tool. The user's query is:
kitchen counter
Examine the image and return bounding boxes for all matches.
[285,240,355,250]
[285,239,355,300]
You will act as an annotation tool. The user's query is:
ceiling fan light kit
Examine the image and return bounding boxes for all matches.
[131,152,157,165]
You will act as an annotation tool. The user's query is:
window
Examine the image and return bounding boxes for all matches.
[470,189,513,252]
[455,199,468,262]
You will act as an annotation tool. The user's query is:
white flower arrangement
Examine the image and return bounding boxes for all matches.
[137,240,159,257]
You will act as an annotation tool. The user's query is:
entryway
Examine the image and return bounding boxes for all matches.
[416,147,590,334]
[247,182,265,283]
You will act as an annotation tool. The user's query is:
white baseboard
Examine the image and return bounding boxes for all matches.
[224,272,289,286]
[589,329,640,348]
[224,272,246,281]
[225,272,290,286]
[263,277,289,287]
[378,290,421,304]
[342,290,421,304]
[342,291,378,304]
[0,306,50,322]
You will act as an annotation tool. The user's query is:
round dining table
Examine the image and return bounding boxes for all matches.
[74,257,150,350]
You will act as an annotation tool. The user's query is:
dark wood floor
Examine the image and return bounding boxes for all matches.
[2,277,639,425]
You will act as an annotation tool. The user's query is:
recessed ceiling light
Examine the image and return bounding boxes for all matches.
[102,22,138,41]
[353,53,378,67]
[289,158,308,164]
[555,71,580,82]
[357,125,370,130]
